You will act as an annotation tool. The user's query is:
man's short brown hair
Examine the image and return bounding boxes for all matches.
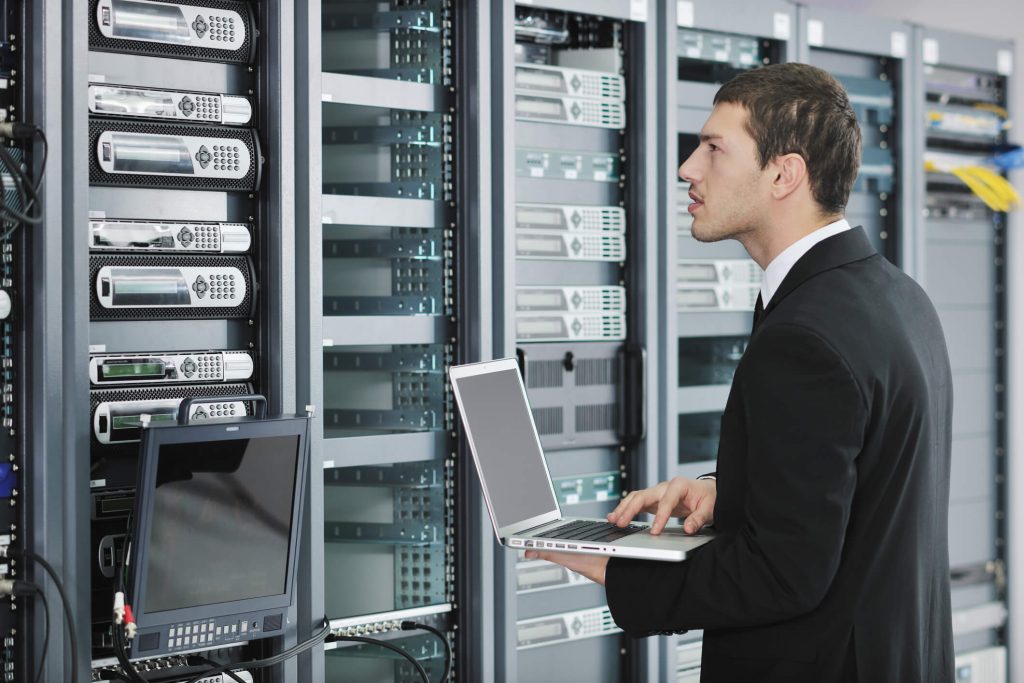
[714,62,862,216]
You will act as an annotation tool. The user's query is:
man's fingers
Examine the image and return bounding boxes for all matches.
[650,495,678,534]
[683,504,712,533]
[609,489,654,526]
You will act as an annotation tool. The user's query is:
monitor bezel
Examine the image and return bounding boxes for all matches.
[128,416,310,632]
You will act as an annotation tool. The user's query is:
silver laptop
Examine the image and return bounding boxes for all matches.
[449,357,714,562]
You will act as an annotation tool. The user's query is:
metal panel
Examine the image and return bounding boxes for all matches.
[950,436,996,505]
[919,28,1013,75]
[683,0,796,52]
[941,309,995,373]
[797,6,910,60]
[295,0,326,679]
[322,73,444,112]
[949,499,997,567]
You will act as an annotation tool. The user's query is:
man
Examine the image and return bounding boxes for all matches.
[525,63,954,681]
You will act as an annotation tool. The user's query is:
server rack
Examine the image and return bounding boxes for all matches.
[795,5,915,273]
[0,3,40,681]
[662,2,796,680]
[295,1,488,681]
[491,1,660,681]
[913,27,1013,678]
[59,0,297,681]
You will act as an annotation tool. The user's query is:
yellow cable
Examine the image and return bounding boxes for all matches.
[968,166,1021,209]
[951,168,1009,211]
[974,102,1010,120]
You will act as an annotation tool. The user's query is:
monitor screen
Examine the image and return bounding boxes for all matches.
[452,368,559,529]
[141,434,300,614]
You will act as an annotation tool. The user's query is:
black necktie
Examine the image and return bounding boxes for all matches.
[751,293,764,335]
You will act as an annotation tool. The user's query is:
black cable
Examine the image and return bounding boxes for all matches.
[0,124,46,240]
[194,656,247,683]
[328,634,430,683]
[180,620,333,683]
[9,549,79,683]
[0,143,40,225]
[402,621,452,683]
[111,619,147,683]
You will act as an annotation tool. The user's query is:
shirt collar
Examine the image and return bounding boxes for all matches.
[761,218,852,306]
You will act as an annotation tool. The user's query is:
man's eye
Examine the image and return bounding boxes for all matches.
[708,143,719,152]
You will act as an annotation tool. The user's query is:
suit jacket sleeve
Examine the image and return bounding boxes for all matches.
[605,322,868,634]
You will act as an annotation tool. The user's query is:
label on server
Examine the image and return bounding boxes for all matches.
[516,313,626,342]
[514,64,625,101]
[515,94,625,129]
[93,397,247,444]
[515,203,625,234]
[90,351,254,386]
[517,148,620,182]
[927,105,1004,140]
[516,230,625,261]
[96,130,253,180]
[677,284,759,311]
[96,265,246,310]
[516,286,626,313]
[95,0,247,52]
[677,259,763,285]
[517,606,620,650]
[90,219,251,253]
[89,84,253,125]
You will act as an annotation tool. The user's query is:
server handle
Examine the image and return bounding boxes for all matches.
[618,344,647,445]
[177,393,268,425]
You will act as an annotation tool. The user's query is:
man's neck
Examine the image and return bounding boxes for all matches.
[740,213,844,269]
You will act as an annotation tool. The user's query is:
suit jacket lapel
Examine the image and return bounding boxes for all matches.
[762,226,877,318]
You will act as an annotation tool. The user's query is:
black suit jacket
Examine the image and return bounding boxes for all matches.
[606,228,954,682]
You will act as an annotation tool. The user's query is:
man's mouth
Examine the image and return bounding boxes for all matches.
[688,191,704,213]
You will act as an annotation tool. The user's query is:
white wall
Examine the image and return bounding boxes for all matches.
[800,0,1024,677]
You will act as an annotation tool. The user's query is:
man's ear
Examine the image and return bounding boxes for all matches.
[769,153,807,201]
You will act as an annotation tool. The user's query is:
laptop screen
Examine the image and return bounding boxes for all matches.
[453,367,558,528]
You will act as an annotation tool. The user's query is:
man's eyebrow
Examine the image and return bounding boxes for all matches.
[699,133,723,143]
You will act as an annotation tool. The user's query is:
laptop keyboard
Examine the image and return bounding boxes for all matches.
[531,520,644,544]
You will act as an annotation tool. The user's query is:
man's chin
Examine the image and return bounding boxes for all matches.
[691,224,727,244]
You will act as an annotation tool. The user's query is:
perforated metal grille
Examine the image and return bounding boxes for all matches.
[526,360,564,389]
[576,403,617,433]
[89,254,255,320]
[88,118,262,192]
[532,407,563,435]
[88,0,256,65]
[575,357,617,387]
[89,382,254,412]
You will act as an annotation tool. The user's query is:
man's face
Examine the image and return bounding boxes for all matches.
[678,102,771,243]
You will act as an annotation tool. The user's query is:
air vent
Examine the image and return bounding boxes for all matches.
[575,358,617,387]
[527,361,564,389]
[576,404,617,432]
[532,407,564,435]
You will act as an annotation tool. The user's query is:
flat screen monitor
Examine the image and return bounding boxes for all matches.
[127,416,309,657]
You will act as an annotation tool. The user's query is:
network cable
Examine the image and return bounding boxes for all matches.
[402,620,452,683]
[327,632,431,683]
[924,158,1021,212]
[0,122,46,240]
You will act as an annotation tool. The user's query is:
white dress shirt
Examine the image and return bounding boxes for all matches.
[761,218,851,306]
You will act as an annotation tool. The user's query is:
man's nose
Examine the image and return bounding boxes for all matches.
[678,150,700,184]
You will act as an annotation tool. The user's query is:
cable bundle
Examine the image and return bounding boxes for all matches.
[924,158,1021,212]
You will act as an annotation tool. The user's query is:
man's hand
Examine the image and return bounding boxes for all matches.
[523,549,609,585]
[608,476,716,534]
